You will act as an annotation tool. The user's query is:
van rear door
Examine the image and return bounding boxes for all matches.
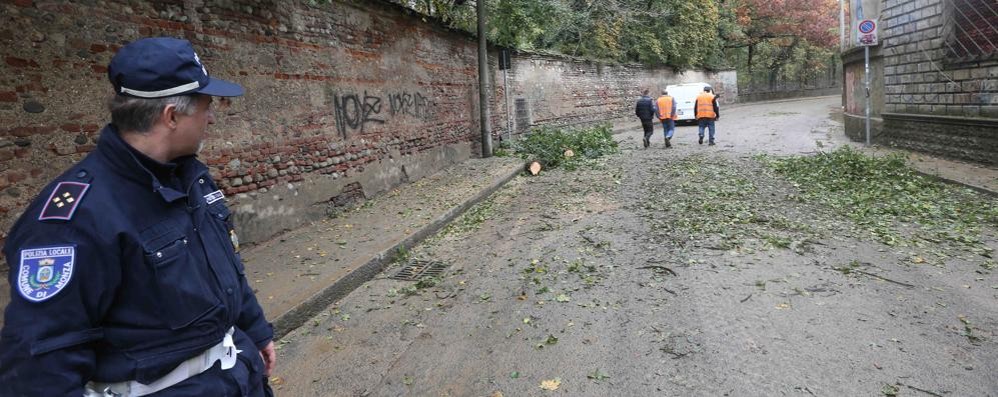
[667,84,705,121]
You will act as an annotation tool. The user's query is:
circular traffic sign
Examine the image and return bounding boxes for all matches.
[859,19,876,34]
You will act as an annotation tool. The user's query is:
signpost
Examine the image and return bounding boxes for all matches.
[857,19,878,146]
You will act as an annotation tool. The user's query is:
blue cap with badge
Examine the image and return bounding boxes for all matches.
[108,37,243,98]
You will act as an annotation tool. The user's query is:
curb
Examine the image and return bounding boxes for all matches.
[909,169,998,198]
[853,145,998,197]
[270,161,525,339]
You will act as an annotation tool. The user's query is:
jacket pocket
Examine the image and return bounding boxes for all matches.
[143,230,220,330]
[206,202,245,275]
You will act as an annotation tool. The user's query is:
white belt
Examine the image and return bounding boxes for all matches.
[84,327,240,397]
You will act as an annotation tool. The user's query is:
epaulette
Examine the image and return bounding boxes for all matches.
[38,181,91,222]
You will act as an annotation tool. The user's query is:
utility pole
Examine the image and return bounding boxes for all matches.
[477,0,493,157]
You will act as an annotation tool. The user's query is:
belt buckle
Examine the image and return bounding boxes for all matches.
[84,383,125,397]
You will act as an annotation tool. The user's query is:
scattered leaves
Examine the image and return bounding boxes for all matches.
[539,378,561,391]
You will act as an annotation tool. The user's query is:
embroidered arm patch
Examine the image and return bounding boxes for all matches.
[39,182,90,221]
[17,246,76,302]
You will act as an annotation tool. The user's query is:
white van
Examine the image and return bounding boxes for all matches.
[665,83,713,122]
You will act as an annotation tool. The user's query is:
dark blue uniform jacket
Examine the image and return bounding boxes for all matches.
[0,125,273,396]
[635,95,657,121]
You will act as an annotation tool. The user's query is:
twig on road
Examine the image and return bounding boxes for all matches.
[838,267,916,288]
[899,382,944,397]
[638,265,678,276]
[660,346,688,359]
[740,293,752,303]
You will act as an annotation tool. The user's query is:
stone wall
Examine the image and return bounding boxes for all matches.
[882,113,998,165]
[842,0,998,162]
[740,87,841,103]
[502,52,738,138]
[0,0,737,253]
[881,0,997,118]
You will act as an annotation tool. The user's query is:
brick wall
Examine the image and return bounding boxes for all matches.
[0,0,489,248]
[0,0,735,253]
[877,0,998,162]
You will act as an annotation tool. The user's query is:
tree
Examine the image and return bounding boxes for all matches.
[721,0,836,68]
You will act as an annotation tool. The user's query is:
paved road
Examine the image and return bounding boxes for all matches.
[273,97,998,396]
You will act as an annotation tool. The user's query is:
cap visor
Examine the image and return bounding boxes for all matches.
[197,77,244,97]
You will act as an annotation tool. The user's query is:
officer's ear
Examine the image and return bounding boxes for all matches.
[161,103,179,129]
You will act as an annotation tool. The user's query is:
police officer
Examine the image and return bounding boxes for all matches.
[0,37,276,396]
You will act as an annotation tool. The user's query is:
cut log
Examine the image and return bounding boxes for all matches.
[528,161,542,176]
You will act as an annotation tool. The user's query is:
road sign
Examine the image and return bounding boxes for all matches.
[857,19,878,46]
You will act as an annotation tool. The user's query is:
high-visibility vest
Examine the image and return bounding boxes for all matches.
[656,96,674,120]
[695,93,716,119]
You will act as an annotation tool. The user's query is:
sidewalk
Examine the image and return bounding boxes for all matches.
[244,156,525,338]
[814,100,998,195]
[859,146,998,195]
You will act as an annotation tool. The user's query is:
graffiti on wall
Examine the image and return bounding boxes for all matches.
[332,90,436,138]
[333,91,385,138]
[388,92,433,119]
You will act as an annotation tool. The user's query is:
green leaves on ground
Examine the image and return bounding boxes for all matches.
[587,368,610,382]
[514,124,619,171]
[640,154,815,252]
[761,147,997,254]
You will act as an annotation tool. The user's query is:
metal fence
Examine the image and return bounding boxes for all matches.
[943,0,998,62]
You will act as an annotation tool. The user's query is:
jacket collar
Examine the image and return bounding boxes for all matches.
[95,124,207,203]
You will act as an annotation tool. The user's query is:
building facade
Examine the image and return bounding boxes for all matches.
[842,0,997,164]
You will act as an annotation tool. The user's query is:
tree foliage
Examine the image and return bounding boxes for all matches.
[719,0,839,88]
[395,0,725,70]
[391,0,838,77]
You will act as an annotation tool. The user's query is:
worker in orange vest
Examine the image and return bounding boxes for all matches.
[694,86,720,146]
[656,89,677,148]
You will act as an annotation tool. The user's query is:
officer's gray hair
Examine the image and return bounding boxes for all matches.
[108,94,198,133]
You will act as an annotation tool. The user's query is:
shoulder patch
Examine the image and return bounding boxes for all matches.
[204,189,224,205]
[17,246,76,303]
[39,181,90,222]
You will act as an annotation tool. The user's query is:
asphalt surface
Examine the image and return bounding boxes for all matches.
[269,97,998,396]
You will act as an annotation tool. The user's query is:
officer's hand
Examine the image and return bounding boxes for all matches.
[259,341,276,376]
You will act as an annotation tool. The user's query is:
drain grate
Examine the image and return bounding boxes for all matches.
[391,260,449,281]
